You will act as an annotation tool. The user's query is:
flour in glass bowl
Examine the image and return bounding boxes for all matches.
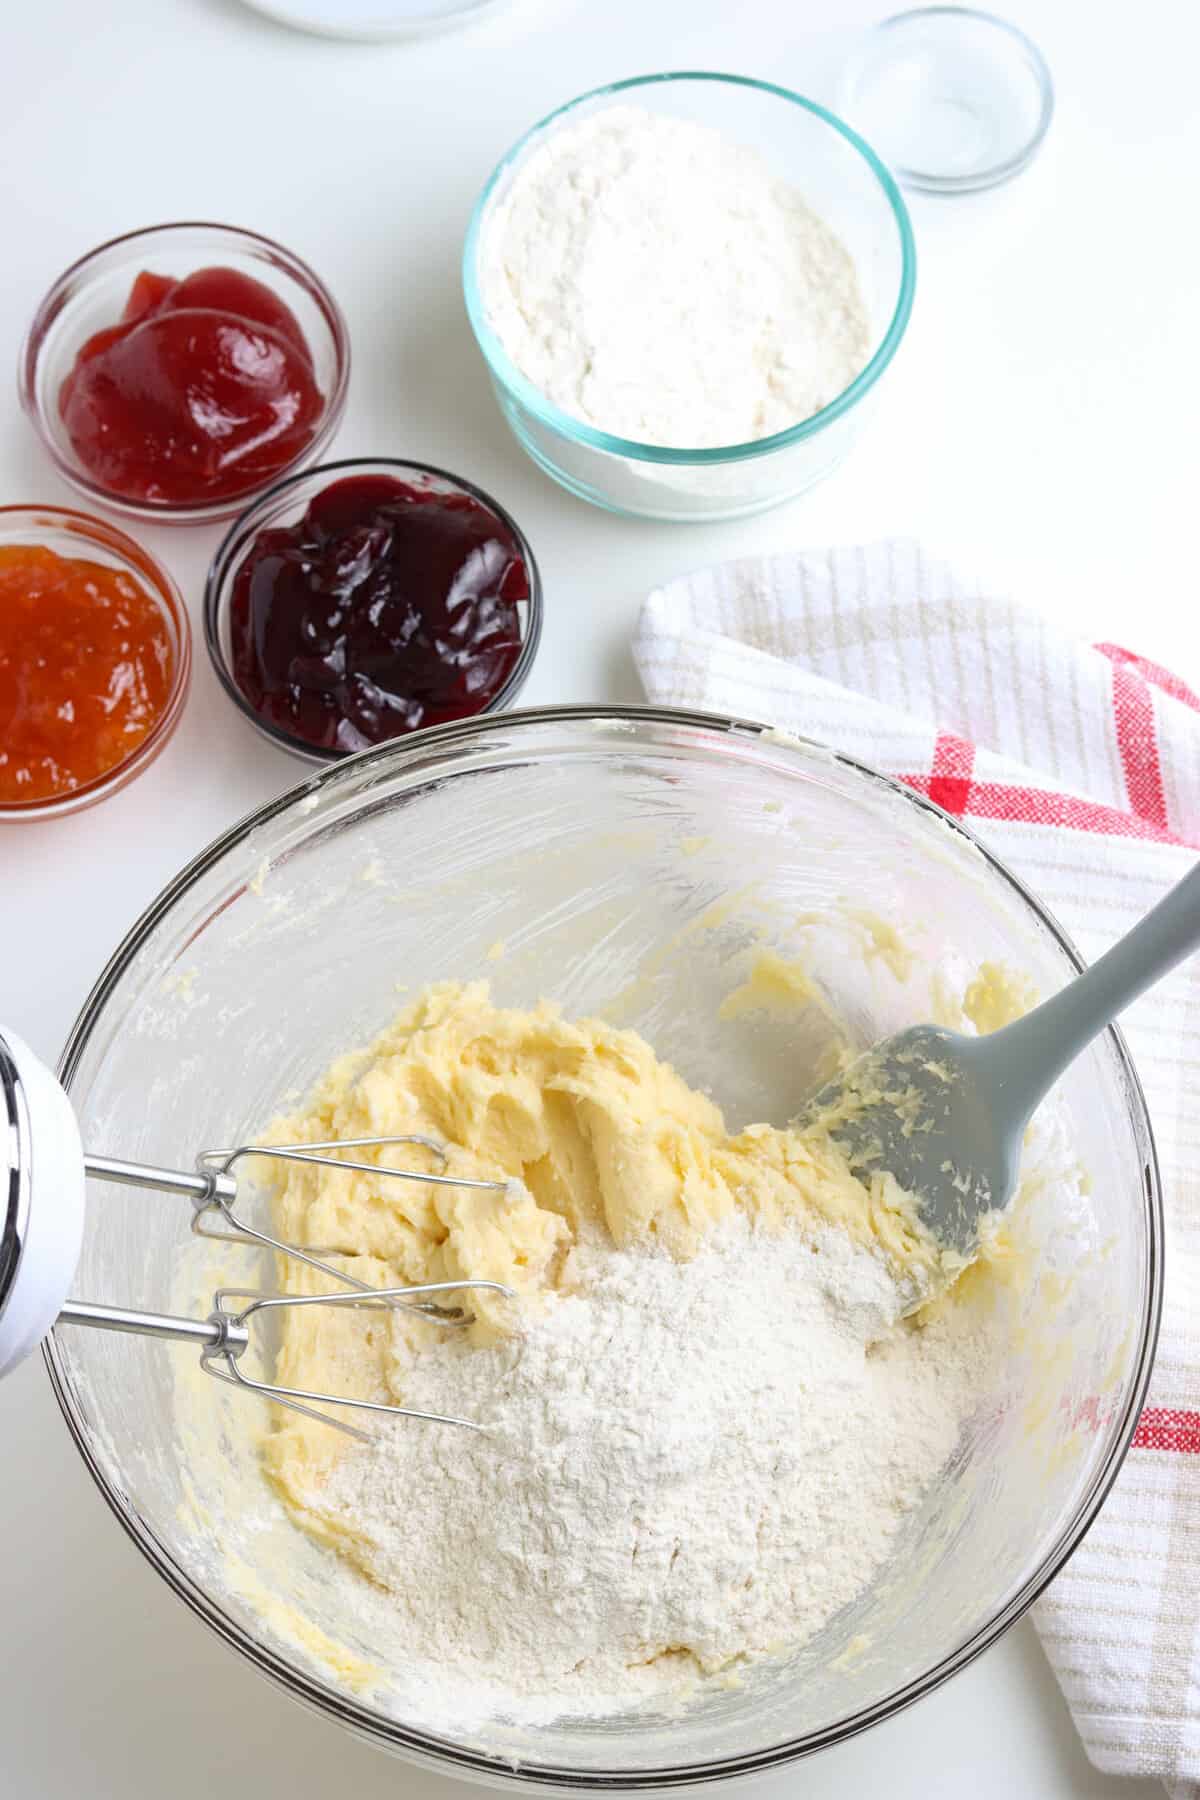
[315,1217,994,1722]
[480,104,872,450]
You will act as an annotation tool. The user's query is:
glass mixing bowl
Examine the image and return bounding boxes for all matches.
[463,75,916,523]
[45,708,1159,1788]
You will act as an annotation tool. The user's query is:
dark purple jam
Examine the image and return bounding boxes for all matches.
[228,473,530,753]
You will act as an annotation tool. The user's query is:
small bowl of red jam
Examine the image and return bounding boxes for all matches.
[20,223,350,526]
[0,505,192,820]
[205,458,542,763]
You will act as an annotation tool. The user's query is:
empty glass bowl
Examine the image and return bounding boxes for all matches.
[464,75,916,523]
[841,8,1054,193]
[20,222,350,526]
[46,709,1158,1786]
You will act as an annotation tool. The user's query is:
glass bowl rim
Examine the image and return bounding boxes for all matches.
[0,502,193,821]
[462,71,917,467]
[202,455,545,764]
[18,220,352,524]
[841,7,1055,195]
[43,704,1162,1786]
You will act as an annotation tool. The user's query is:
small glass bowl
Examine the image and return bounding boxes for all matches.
[19,222,351,527]
[841,9,1054,194]
[204,457,543,765]
[463,73,915,524]
[0,505,192,822]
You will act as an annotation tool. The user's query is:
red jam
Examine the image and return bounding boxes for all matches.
[59,268,323,506]
[0,544,174,803]
[228,474,530,754]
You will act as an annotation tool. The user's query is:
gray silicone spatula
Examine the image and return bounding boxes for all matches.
[800,860,1200,1282]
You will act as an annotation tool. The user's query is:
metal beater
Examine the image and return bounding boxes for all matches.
[0,1027,515,1438]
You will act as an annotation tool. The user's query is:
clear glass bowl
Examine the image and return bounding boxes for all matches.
[463,75,916,523]
[0,504,192,822]
[20,223,351,527]
[204,457,543,764]
[46,709,1159,1786]
[841,8,1055,194]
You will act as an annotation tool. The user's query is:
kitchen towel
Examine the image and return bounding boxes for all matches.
[633,539,1200,1799]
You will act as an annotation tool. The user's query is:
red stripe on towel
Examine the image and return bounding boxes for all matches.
[1110,662,1170,832]
[1096,642,1200,713]
[1133,1409,1200,1455]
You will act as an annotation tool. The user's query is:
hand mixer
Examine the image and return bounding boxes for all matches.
[0,1026,514,1437]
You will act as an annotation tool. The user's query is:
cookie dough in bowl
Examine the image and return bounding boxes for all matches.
[260,976,1042,1720]
[47,709,1159,1789]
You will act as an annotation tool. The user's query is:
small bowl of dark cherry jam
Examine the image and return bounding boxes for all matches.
[205,458,542,763]
[20,222,350,526]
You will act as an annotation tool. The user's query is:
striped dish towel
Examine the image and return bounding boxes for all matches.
[633,539,1200,1798]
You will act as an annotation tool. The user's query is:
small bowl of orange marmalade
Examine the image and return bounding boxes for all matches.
[0,505,192,821]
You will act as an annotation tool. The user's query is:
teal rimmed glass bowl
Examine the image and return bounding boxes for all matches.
[463,73,916,523]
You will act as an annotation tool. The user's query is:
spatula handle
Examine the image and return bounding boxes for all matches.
[988,857,1200,1125]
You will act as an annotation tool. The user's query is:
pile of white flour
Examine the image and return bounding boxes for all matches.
[480,104,871,449]
[318,1218,993,1717]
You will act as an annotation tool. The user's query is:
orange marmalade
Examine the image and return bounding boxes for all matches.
[0,544,174,804]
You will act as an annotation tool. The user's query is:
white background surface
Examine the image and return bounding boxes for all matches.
[1,0,1193,1794]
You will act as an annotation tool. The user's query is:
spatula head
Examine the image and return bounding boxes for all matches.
[801,1023,1021,1261]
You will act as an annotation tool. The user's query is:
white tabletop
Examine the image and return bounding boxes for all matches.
[2,0,1190,1794]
